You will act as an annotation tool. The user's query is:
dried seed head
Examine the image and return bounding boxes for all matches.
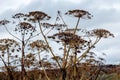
[48,32,87,48]
[28,11,51,21]
[15,22,36,35]
[91,29,114,38]
[26,53,34,58]
[41,22,67,30]
[18,22,34,30]
[0,39,20,52]
[65,9,92,19]
[0,39,19,46]
[0,20,10,26]
[41,23,55,28]
[12,13,26,19]
[29,40,48,51]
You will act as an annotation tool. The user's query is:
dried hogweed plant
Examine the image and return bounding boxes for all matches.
[91,29,114,38]
[65,9,93,34]
[0,39,20,80]
[27,11,51,21]
[0,19,10,25]
[65,9,92,19]
[29,40,50,80]
[0,12,40,80]
[0,9,114,80]
[46,9,114,80]
[24,53,36,69]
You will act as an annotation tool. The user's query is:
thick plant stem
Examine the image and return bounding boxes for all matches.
[37,20,61,69]
[0,56,14,80]
[73,50,77,80]
[65,17,80,68]
[60,44,67,80]
[38,52,50,80]
[21,30,27,80]
[21,40,25,80]
[7,48,10,66]
[61,68,67,80]
[62,43,67,68]
[73,17,80,34]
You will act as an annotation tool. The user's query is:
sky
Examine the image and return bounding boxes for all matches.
[0,0,120,64]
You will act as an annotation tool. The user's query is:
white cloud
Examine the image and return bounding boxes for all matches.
[102,47,120,64]
[51,0,83,3]
[0,0,32,14]
[95,3,120,11]
[85,0,120,10]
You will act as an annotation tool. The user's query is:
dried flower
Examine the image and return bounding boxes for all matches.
[28,11,51,21]
[65,9,92,19]
[48,32,87,48]
[41,22,67,30]
[0,20,10,26]
[15,22,36,35]
[12,13,26,19]
[0,39,20,53]
[18,22,34,30]
[91,29,114,38]
[26,53,34,59]
[29,40,48,51]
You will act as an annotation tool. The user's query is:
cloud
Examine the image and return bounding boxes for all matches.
[102,47,120,64]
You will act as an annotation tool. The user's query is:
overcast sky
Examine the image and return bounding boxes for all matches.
[0,0,120,64]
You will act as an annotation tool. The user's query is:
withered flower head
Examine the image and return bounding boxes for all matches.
[0,39,20,53]
[24,53,35,68]
[0,20,10,26]
[18,22,34,30]
[48,32,87,48]
[65,9,92,19]
[0,39,19,46]
[29,40,48,51]
[28,11,51,21]
[12,13,26,19]
[41,22,67,30]
[15,22,36,35]
[41,23,55,28]
[91,29,114,38]
[26,53,34,59]
[0,45,7,51]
